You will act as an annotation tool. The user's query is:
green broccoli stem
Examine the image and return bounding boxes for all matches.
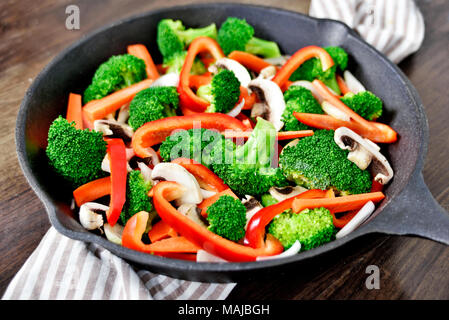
[196,84,213,103]
[181,23,217,46]
[245,36,281,58]
[322,76,341,95]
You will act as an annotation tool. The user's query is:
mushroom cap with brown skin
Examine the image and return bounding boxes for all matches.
[248,78,286,131]
[334,127,394,185]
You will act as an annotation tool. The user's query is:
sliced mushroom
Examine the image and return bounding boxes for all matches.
[334,127,394,184]
[93,119,134,144]
[258,65,277,80]
[151,163,203,204]
[79,202,108,231]
[248,78,286,131]
[128,146,160,171]
[241,195,263,228]
[209,57,252,88]
[150,72,180,87]
[269,186,308,202]
[116,103,130,124]
[178,203,208,228]
[104,223,124,245]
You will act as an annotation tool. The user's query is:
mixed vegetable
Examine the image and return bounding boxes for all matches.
[46,17,397,263]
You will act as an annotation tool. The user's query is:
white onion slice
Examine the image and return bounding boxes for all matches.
[137,162,153,183]
[289,80,324,104]
[336,201,375,239]
[256,241,301,261]
[150,73,179,87]
[343,70,366,94]
[196,250,228,263]
[263,55,290,67]
[200,188,217,199]
[226,98,245,117]
[321,101,351,122]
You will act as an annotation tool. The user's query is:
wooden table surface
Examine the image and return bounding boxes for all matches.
[1,0,448,300]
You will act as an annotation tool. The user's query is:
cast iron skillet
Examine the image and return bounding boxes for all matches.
[15,3,449,282]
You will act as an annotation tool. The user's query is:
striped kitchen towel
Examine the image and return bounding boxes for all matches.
[309,0,425,63]
[2,227,235,300]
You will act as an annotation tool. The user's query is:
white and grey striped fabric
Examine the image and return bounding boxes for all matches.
[2,227,235,300]
[309,0,425,63]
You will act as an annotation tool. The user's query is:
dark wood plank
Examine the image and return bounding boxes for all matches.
[0,0,447,299]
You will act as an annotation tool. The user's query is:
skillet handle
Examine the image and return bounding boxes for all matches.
[367,171,449,245]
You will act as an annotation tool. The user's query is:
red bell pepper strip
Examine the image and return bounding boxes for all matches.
[227,50,273,73]
[105,139,127,226]
[292,192,385,214]
[240,86,257,110]
[131,113,247,157]
[197,189,239,218]
[272,46,334,89]
[127,44,160,80]
[293,112,398,144]
[223,129,314,140]
[171,158,229,192]
[66,93,83,130]
[73,176,111,207]
[235,112,255,129]
[336,74,351,95]
[83,78,153,123]
[122,211,200,253]
[152,181,284,262]
[244,189,330,249]
[148,219,178,243]
[189,73,213,89]
[312,79,375,128]
[177,37,225,112]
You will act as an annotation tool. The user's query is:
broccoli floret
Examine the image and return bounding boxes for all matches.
[159,128,231,168]
[261,193,279,207]
[157,19,217,60]
[120,170,153,225]
[289,46,348,95]
[196,70,241,113]
[46,116,107,187]
[83,54,146,104]
[162,50,207,74]
[211,118,288,196]
[206,195,247,241]
[128,86,179,130]
[340,91,383,121]
[279,129,371,195]
[281,86,323,131]
[269,207,336,250]
[217,17,281,58]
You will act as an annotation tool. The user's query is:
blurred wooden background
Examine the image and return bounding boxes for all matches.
[0,0,448,299]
